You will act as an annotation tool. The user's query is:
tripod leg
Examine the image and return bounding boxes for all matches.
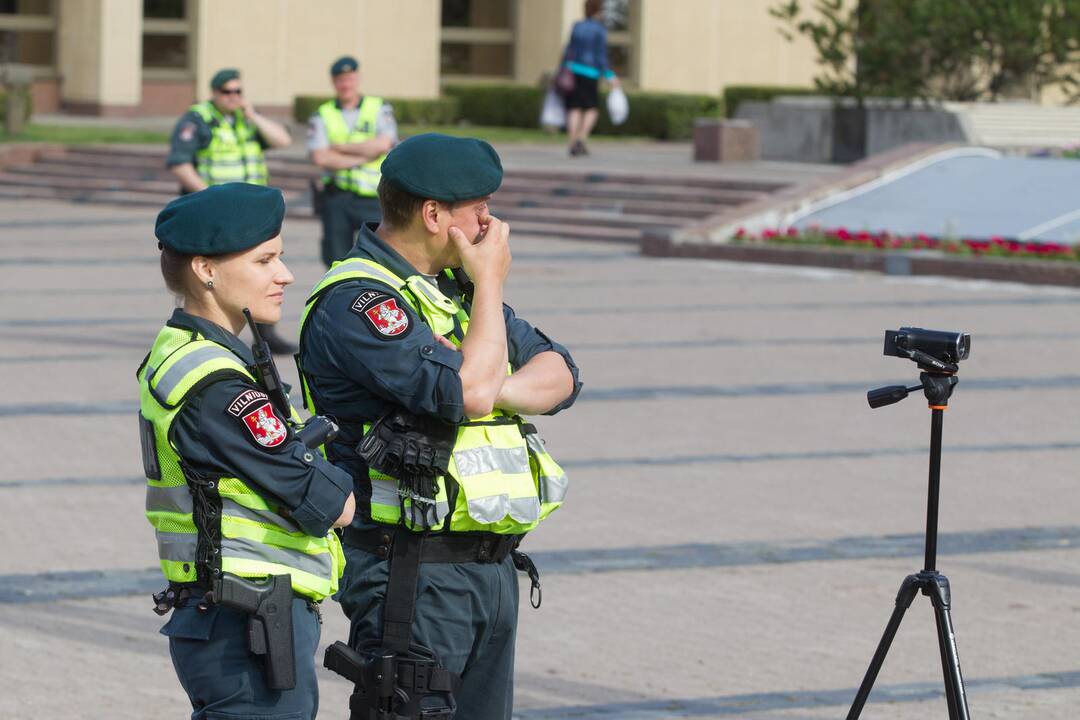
[925,574,971,720]
[846,574,922,720]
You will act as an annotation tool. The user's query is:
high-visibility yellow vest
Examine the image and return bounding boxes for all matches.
[190,101,268,186]
[317,97,385,197]
[298,258,568,534]
[138,324,344,601]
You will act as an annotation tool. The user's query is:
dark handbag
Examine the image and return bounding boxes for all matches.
[554,66,575,96]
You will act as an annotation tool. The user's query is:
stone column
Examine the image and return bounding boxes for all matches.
[56,0,142,115]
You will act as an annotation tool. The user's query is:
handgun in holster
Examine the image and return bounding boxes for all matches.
[213,573,297,690]
[324,640,457,720]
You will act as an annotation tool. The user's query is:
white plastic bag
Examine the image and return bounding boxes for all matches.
[540,87,567,129]
[606,87,629,126]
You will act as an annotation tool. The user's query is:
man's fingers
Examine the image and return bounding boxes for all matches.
[447,226,470,250]
[433,335,459,351]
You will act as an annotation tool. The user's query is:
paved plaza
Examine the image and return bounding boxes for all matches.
[2,196,1080,719]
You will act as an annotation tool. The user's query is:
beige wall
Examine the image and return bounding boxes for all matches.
[633,0,825,95]
[56,0,142,108]
[515,0,580,86]
[194,0,439,109]
[53,0,1076,115]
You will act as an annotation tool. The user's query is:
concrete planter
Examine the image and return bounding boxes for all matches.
[735,97,966,163]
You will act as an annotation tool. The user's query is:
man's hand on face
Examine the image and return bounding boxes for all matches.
[448,214,511,288]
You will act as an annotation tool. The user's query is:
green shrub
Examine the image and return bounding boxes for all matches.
[0,87,33,130]
[292,95,460,125]
[595,90,723,140]
[443,84,544,128]
[445,83,723,140]
[723,84,818,117]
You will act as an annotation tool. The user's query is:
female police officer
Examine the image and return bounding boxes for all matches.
[138,183,355,719]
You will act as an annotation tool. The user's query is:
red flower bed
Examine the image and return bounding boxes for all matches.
[731,226,1079,262]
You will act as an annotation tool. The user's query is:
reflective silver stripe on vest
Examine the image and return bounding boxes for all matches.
[371,477,450,526]
[221,534,331,579]
[466,494,541,524]
[146,484,192,515]
[152,345,240,401]
[221,498,303,535]
[157,531,198,562]
[370,477,400,506]
[525,435,568,503]
[322,260,404,289]
[454,445,531,478]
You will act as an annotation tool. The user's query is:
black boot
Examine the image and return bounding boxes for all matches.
[256,323,298,355]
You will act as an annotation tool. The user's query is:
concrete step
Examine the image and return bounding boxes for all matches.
[492,204,674,229]
[12,159,314,193]
[4,144,784,245]
[500,168,786,193]
[492,191,717,218]
[503,220,640,243]
[498,177,763,205]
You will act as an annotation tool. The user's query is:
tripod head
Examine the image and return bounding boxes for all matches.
[867,372,958,409]
[868,327,968,409]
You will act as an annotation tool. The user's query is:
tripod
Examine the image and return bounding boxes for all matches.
[848,370,970,720]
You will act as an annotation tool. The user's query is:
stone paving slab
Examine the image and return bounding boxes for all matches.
[2,197,1080,719]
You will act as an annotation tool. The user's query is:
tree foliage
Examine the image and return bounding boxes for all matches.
[770,0,1080,104]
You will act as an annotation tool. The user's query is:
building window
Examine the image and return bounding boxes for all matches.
[603,0,633,82]
[441,0,515,81]
[0,0,55,68]
[142,0,194,76]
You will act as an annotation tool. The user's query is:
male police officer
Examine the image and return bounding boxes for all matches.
[167,68,296,354]
[297,134,581,719]
[307,55,397,267]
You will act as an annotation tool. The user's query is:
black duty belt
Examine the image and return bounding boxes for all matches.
[343,526,522,564]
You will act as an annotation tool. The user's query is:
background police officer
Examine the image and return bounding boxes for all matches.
[307,55,397,267]
[142,184,355,720]
[166,68,296,353]
[297,134,581,719]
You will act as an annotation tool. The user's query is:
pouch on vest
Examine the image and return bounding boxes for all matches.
[447,422,542,534]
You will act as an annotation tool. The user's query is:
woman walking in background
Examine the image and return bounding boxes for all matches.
[561,0,620,157]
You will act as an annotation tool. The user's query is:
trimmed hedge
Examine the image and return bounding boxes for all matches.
[293,95,460,125]
[294,85,725,140]
[723,84,818,118]
[594,90,723,139]
[0,87,33,129]
[445,83,723,140]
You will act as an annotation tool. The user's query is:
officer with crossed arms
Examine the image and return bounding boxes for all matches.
[297,133,581,719]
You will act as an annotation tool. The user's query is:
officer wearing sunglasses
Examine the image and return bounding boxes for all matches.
[166,68,297,354]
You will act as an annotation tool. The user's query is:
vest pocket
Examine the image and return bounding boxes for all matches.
[525,431,568,521]
[449,425,541,531]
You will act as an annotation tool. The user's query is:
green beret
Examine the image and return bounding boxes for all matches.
[210,68,240,90]
[381,133,503,202]
[330,55,359,76]
[155,184,285,256]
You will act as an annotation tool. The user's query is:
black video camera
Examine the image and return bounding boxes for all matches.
[883,327,970,372]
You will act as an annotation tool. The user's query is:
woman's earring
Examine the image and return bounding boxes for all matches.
[206,280,214,289]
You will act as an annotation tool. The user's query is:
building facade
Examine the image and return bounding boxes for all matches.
[2,0,832,117]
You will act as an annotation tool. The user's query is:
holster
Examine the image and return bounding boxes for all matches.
[213,573,297,690]
[324,529,460,719]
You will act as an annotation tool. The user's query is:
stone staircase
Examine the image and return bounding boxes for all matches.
[0,144,785,244]
[946,101,1080,149]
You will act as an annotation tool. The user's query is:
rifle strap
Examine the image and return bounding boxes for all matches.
[381,527,424,654]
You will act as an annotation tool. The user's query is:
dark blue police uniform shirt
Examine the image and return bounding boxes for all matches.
[166,108,271,168]
[166,309,352,537]
[299,223,582,488]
